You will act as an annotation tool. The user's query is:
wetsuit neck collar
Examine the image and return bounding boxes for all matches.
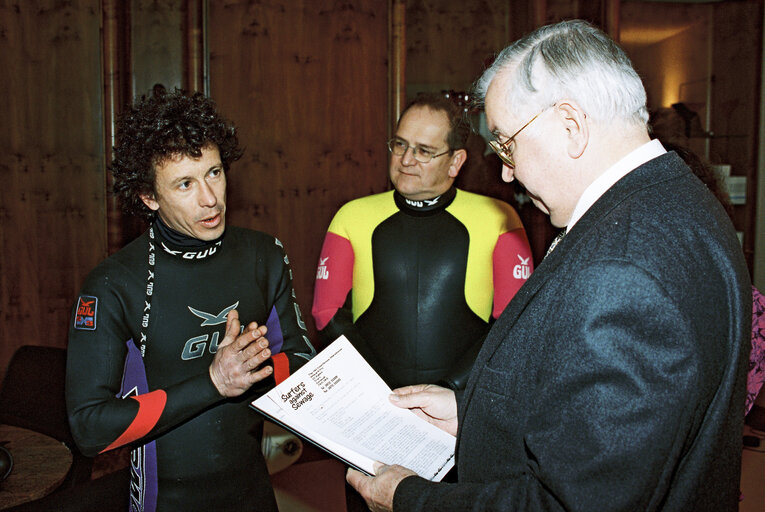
[153,215,224,260]
[394,186,456,215]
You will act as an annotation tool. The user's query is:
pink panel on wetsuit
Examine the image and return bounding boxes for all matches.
[312,232,354,330]
[492,229,534,319]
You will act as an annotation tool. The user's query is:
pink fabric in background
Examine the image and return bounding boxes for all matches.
[745,286,765,415]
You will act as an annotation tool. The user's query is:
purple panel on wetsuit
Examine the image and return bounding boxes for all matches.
[264,306,284,354]
[121,339,159,512]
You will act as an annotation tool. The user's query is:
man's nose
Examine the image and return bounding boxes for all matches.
[400,146,418,166]
[501,163,515,183]
[199,182,218,206]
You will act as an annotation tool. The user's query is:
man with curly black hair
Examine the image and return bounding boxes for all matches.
[66,88,315,511]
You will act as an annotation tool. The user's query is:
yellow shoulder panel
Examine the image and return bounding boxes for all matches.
[446,189,522,321]
[327,190,398,320]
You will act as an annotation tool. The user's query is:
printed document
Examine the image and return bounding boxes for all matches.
[251,335,455,481]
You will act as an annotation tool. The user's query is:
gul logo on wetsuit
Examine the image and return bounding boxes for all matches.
[404,197,439,208]
[316,257,329,280]
[513,255,531,280]
[74,295,98,330]
[181,301,239,360]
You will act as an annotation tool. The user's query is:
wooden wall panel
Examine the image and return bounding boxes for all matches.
[131,0,183,96]
[208,0,390,344]
[184,0,207,93]
[389,0,406,132]
[0,0,105,381]
[103,0,133,254]
[405,0,511,96]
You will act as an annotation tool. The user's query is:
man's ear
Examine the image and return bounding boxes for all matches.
[140,193,160,212]
[448,149,468,178]
[555,102,588,159]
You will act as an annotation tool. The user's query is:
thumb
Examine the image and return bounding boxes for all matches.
[346,467,366,488]
[389,383,441,409]
[217,310,241,349]
[389,389,424,409]
[391,384,429,396]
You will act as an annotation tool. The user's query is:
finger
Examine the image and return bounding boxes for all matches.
[232,327,266,352]
[237,325,268,349]
[346,467,367,489]
[250,325,268,339]
[216,310,241,349]
[247,348,272,371]
[245,321,261,332]
[246,365,273,384]
[240,338,271,363]
[227,309,240,328]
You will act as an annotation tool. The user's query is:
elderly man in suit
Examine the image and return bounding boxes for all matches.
[347,19,751,512]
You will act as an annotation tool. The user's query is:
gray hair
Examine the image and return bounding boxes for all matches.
[473,20,648,126]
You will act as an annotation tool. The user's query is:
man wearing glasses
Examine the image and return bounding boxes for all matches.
[348,20,750,512]
[312,93,532,392]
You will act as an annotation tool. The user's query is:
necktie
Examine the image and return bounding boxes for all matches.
[544,229,567,258]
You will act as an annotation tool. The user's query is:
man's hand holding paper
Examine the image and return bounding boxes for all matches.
[389,384,458,436]
[250,336,455,481]
[346,383,459,510]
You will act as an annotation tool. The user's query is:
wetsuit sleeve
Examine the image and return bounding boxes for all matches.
[492,228,533,319]
[311,231,383,370]
[256,238,316,386]
[66,270,224,457]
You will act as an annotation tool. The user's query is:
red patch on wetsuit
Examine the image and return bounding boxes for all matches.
[100,390,167,453]
[74,295,98,330]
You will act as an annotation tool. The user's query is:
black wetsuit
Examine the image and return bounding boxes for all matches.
[67,221,315,511]
[312,187,532,389]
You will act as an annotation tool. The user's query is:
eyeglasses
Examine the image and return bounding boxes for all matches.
[387,138,451,164]
[488,110,543,169]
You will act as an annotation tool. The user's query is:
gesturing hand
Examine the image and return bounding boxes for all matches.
[209,310,273,397]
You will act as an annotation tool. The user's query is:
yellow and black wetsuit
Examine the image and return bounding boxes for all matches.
[312,187,532,389]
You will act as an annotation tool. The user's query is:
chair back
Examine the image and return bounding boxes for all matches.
[0,345,93,487]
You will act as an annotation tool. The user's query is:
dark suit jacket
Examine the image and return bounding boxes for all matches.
[394,152,751,511]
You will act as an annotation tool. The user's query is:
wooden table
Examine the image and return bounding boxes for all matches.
[0,425,73,509]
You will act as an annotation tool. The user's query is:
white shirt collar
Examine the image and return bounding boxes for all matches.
[566,139,666,232]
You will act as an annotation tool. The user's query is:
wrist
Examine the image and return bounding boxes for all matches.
[209,365,225,396]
